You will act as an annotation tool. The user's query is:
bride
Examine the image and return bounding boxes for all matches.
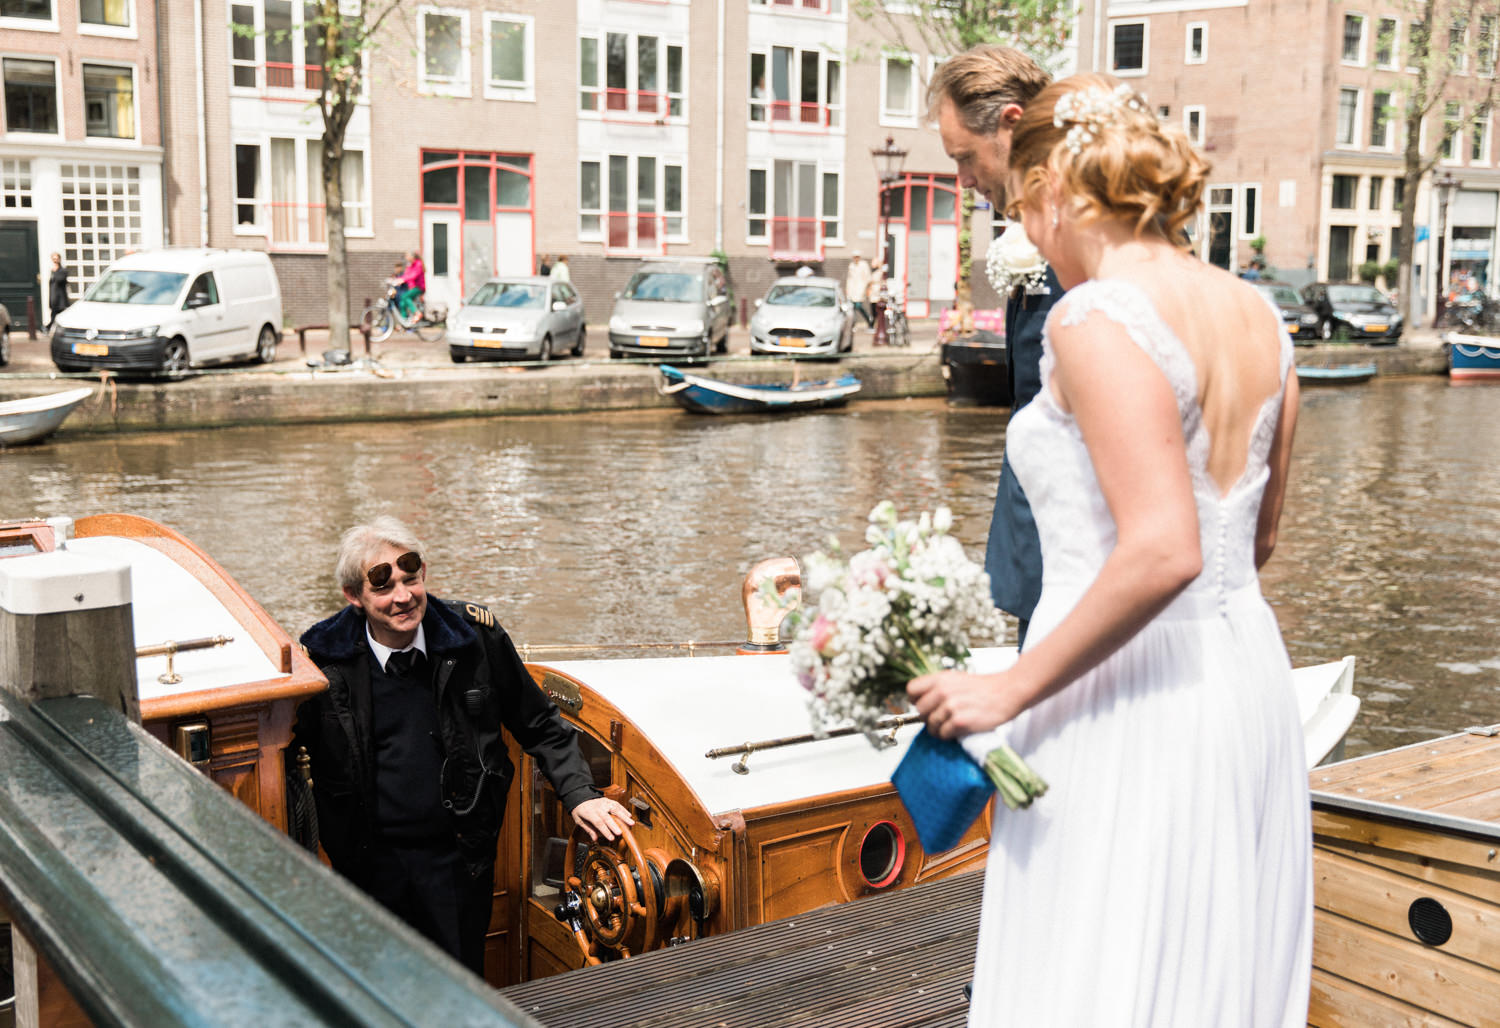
[908,74,1310,1025]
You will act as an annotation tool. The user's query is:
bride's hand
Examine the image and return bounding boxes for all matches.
[907,670,1022,739]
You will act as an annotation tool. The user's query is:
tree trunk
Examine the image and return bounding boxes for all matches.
[324,139,348,355]
[953,187,975,337]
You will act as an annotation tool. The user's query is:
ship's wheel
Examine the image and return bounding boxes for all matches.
[560,823,663,961]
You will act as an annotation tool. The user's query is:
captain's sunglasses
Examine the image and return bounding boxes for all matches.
[366,551,422,589]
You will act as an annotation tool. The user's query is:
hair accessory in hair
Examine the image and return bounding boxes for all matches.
[1052,83,1147,154]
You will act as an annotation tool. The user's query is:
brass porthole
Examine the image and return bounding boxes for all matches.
[858,820,906,889]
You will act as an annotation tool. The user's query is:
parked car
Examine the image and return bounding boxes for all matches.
[51,248,282,376]
[447,277,584,363]
[749,276,855,356]
[1255,281,1320,344]
[0,301,10,366]
[1299,282,1403,343]
[608,258,733,360]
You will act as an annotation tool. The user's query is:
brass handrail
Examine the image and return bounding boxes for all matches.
[705,713,919,775]
[135,635,233,685]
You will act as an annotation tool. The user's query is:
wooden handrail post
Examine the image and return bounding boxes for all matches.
[0,548,139,723]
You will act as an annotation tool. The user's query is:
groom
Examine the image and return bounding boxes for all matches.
[928,47,1060,647]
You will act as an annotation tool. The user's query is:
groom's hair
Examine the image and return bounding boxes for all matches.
[927,46,1051,135]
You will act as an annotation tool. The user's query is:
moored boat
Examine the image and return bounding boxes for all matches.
[1446,331,1500,380]
[940,331,1011,407]
[1296,362,1378,386]
[1308,726,1500,1024]
[658,363,860,415]
[0,386,94,446]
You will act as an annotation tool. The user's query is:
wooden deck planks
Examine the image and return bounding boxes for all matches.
[1311,734,1500,797]
[502,872,982,1027]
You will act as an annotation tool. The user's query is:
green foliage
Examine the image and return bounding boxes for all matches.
[1250,234,1267,254]
[852,0,1075,57]
[1358,260,1382,284]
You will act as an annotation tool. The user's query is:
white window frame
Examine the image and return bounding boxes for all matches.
[879,52,917,126]
[482,13,533,101]
[233,134,372,245]
[1,55,63,138]
[1239,183,1261,239]
[79,0,137,39]
[233,141,263,233]
[1375,17,1399,69]
[81,61,139,144]
[579,153,686,251]
[1475,108,1493,164]
[1369,89,1394,151]
[1451,17,1470,76]
[1109,20,1149,77]
[578,31,686,121]
[1341,12,1367,65]
[1336,87,1361,148]
[1184,22,1207,65]
[746,164,768,243]
[418,5,470,98]
[1481,14,1497,77]
[1184,105,1205,146]
[820,167,844,245]
[751,46,842,131]
[0,0,57,33]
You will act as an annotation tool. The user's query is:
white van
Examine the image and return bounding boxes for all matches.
[51,248,283,376]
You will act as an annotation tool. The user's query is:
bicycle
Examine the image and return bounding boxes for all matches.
[876,287,910,347]
[361,283,446,343]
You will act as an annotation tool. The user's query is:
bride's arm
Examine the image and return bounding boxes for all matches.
[908,312,1202,738]
[1254,374,1299,568]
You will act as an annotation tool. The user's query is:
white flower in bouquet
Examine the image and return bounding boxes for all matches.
[785,501,1047,809]
[986,225,1050,297]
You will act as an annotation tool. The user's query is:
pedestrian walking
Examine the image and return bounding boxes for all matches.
[846,254,874,328]
[48,252,71,329]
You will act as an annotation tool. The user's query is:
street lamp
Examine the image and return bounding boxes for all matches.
[1433,170,1462,327]
[870,135,908,281]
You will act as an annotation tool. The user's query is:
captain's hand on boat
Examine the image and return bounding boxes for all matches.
[572,797,636,842]
[907,669,1022,740]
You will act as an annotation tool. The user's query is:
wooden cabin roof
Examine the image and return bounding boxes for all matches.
[1311,727,1500,832]
[67,536,288,699]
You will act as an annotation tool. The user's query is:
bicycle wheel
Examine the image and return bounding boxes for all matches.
[414,315,446,343]
[890,311,910,348]
[362,304,395,343]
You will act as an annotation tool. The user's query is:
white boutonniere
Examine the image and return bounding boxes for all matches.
[986,227,1050,297]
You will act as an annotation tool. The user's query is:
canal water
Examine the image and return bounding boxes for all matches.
[2,378,1496,759]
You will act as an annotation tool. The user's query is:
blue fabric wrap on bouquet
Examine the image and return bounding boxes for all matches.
[891,727,994,853]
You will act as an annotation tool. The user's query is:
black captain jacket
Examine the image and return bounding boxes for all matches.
[295,597,600,877]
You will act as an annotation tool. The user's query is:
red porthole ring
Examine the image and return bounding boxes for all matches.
[859,820,906,889]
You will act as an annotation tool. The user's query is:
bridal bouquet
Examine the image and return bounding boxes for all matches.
[986,226,1050,297]
[786,502,1047,817]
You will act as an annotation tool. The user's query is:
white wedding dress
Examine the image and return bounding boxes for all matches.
[968,280,1312,1026]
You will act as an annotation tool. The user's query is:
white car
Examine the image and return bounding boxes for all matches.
[749,276,855,356]
[51,249,282,377]
[447,277,585,362]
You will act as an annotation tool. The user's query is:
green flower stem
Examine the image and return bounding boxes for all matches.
[984,744,1049,810]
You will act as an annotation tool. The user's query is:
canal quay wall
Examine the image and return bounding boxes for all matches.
[0,324,1450,437]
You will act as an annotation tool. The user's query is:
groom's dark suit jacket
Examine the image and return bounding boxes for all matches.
[984,267,1062,629]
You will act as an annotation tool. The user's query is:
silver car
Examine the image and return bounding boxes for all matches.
[447,277,585,363]
[608,259,733,360]
[749,276,855,356]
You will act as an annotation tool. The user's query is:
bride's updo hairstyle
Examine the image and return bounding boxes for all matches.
[1007,73,1207,247]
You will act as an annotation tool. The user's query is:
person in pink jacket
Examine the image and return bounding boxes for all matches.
[395,251,426,320]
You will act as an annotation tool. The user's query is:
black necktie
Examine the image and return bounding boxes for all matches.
[385,649,424,678]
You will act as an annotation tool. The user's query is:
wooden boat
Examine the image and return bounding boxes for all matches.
[1296,362,1378,385]
[0,516,1364,1002]
[1445,331,1500,380]
[1309,726,1500,1024]
[0,386,94,446]
[658,363,860,414]
[940,331,1011,407]
[0,514,328,832]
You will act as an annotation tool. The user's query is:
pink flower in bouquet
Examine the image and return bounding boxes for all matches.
[809,613,838,657]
